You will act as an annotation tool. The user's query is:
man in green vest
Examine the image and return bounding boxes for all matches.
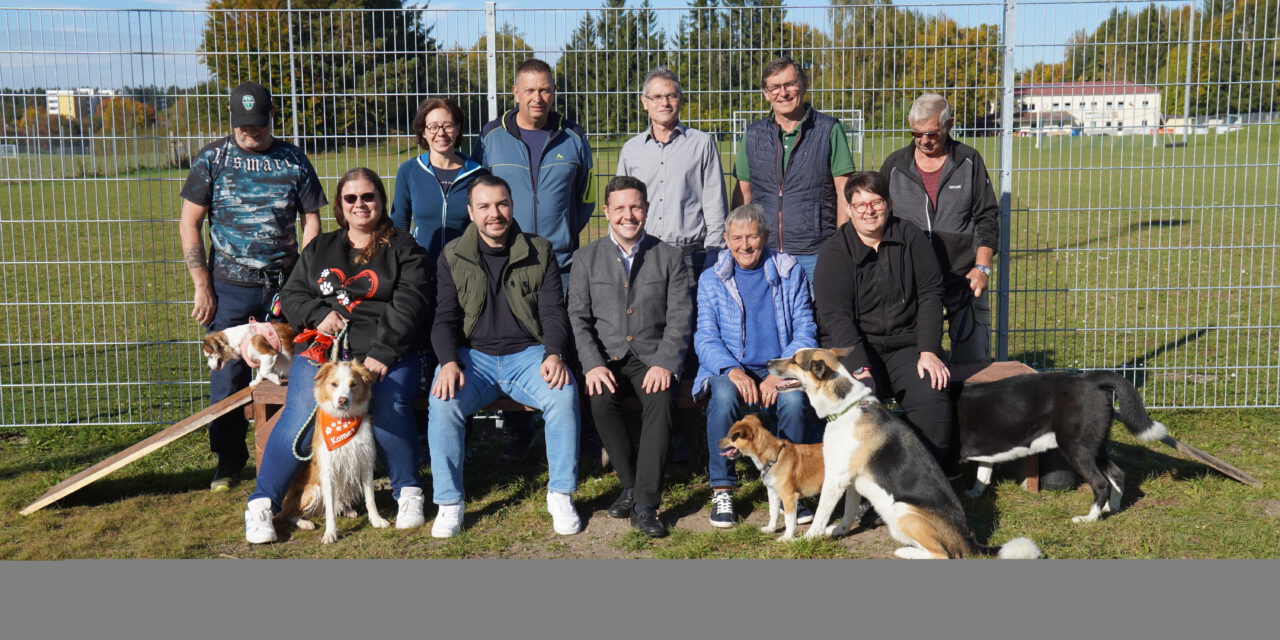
[426,175,581,538]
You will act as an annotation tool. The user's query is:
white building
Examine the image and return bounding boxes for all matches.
[1016,82,1162,135]
[45,88,117,120]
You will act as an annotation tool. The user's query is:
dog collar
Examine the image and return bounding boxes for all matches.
[760,442,787,476]
[824,394,875,423]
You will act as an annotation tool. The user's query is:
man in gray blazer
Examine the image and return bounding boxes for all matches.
[568,175,693,538]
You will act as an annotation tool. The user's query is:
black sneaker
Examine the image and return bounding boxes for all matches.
[796,502,815,525]
[709,491,735,528]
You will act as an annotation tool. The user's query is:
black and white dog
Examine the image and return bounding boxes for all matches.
[958,371,1168,522]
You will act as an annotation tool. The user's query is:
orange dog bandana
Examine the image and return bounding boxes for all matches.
[319,411,363,451]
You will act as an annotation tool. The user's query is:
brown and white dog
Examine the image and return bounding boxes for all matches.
[202,320,298,387]
[768,348,1041,558]
[718,414,834,541]
[277,360,387,544]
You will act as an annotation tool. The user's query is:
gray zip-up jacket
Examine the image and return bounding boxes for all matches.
[880,140,999,279]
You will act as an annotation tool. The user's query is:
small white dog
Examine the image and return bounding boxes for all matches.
[202,320,296,387]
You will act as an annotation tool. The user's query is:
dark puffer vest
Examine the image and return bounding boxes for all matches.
[745,106,838,256]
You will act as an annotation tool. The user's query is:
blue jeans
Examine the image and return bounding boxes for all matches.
[790,253,819,293]
[705,368,814,489]
[248,352,423,511]
[427,344,580,504]
[208,279,275,475]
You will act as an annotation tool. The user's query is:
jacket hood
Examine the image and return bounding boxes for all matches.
[713,246,798,285]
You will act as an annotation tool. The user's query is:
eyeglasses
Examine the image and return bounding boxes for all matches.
[910,130,943,139]
[425,123,460,134]
[342,192,378,205]
[763,81,801,95]
[849,199,887,215]
[644,92,680,103]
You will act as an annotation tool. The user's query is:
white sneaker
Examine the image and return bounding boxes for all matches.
[396,487,426,529]
[546,491,581,535]
[244,497,277,544]
[431,502,464,538]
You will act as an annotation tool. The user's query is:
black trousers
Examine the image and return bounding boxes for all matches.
[588,353,674,510]
[866,344,955,467]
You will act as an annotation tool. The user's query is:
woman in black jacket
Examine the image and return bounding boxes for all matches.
[243,167,433,544]
[813,171,955,473]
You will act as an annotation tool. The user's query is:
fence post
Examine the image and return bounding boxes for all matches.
[486,1,498,122]
[1182,8,1196,144]
[286,0,301,147]
[997,0,1016,361]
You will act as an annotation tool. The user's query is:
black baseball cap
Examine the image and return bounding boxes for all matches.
[229,82,275,128]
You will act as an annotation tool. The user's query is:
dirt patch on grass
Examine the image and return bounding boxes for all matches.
[1257,500,1280,518]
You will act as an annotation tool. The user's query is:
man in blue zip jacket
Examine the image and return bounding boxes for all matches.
[474,57,595,462]
[475,58,594,276]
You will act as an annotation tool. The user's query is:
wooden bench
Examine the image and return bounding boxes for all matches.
[249,361,1045,491]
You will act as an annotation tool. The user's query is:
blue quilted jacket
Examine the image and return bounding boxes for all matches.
[692,248,818,398]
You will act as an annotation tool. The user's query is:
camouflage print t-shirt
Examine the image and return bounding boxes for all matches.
[180,136,328,285]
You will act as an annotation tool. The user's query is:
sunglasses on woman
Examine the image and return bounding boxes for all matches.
[342,192,378,204]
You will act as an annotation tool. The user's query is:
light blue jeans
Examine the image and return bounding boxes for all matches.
[427,344,580,504]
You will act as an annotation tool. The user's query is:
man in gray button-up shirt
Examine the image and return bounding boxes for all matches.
[617,67,728,279]
[568,175,693,537]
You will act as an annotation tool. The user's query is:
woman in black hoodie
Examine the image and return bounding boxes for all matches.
[243,167,432,544]
[813,171,955,474]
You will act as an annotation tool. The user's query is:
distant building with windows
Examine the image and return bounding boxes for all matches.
[45,88,117,120]
[1015,82,1162,135]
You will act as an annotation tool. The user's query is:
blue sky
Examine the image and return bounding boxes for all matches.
[0,1,1171,89]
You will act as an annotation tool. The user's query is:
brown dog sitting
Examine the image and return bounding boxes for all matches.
[718,414,834,541]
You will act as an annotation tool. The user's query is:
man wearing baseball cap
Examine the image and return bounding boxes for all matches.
[178,81,328,492]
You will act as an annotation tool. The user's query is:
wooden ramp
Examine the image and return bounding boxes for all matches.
[19,386,257,516]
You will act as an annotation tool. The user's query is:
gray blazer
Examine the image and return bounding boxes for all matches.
[568,233,693,374]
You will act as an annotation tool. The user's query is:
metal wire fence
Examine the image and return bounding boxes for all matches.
[0,1,1276,428]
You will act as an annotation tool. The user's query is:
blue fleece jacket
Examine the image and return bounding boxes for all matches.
[474,109,594,269]
[390,153,488,268]
[693,248,818,398]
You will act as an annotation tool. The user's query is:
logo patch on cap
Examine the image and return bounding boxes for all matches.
[242,94,256,111]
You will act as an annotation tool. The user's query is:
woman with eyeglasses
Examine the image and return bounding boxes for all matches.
[391,97,489,268]
[243,167,432,544]
[812,171,957,476]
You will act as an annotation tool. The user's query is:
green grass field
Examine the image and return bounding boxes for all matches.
[1,407,1277,558]
[2,128,1275,428]
[1,128,1277,558]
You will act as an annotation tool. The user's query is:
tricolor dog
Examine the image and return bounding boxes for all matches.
[202,320,297,387]
[277,360,387,544]
[718,414,832,541]
[958,371,1169,523]
[768,348,1041,559]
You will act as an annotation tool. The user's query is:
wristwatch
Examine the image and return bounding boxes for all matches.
[975,264,992,276]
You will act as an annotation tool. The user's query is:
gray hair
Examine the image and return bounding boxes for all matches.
[908,93,953,127]
[725,204,768,237]
[641,66,683,98]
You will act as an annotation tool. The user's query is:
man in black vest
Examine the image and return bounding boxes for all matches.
[732,57,856,284]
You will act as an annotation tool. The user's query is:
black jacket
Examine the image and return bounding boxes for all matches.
[880,139,999,279]
[813,217,945,374]
[282,228,431,364]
